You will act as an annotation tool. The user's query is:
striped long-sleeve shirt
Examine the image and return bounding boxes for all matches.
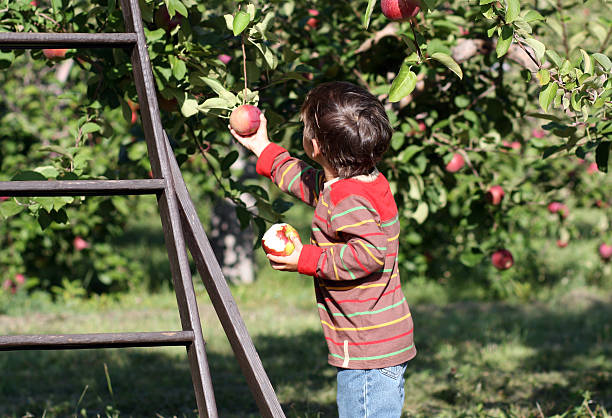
[256,143,416,369]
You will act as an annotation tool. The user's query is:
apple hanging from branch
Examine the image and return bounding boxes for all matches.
[229,104,261,136]
[491,249,514,270]
[380,0,421,21]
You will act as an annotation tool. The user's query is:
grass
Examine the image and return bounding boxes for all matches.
[0,276,610,417]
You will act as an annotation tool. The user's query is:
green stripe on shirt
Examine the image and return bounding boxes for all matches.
[381,216,399,227]
[287,167,312,191]
[331,344,415,362]
[330,205,378,222]
[339,244,356,280]
[318,297,406,318]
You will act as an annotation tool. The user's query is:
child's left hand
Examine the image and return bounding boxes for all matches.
[266,233,303,272]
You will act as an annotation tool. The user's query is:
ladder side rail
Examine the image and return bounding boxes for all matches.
[163,133,286,418]
[119,0,217,416]
[0,179,165,196]
[0,32,137,48]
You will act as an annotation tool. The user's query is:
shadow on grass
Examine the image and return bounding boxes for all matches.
[1,295,610,417]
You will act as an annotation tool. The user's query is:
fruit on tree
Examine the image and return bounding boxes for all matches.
[73,236,90,251]
[587,162,599,174]
[445,153,465,173]
[486,185,504,205]
[491,249,513,270]
[262,223,300,256]
[127,99,139,124]
[42,49,68,60]
[218,54,232,65]
[547,202,569,218]
[599,243,612,261]
[380,0,420,20]
[305,9,319,29]
[230,105,261,136]
[155,6,182,32]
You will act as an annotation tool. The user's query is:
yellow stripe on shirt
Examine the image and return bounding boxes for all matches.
[321,313,412,331]
[355,240,384,265]
[336,219,376,232]
[278,161,298,189]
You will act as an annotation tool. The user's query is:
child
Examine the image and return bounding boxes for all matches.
[229,81,416,417]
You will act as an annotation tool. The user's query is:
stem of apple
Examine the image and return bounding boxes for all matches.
[408,18,424,62]
[241,33,247,105]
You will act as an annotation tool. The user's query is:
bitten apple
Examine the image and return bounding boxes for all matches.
[380,0,420,20]
[445,153,465,173]
[262,223,300,256]
[491,249,513,270]
[230,105,261,136]
[42,49,68,60]
[486,185,504,205]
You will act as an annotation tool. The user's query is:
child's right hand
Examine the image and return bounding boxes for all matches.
[228,113,271,158]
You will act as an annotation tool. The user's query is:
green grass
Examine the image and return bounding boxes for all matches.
[0,277,610,417]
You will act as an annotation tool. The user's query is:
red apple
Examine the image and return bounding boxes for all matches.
[42,49,68,60]
[127,99,139,124]
[305,17,319,29]
[218,54,232,65]
[15,274,25,285]
[445,153,465,173]
[486,185,504,205]
[230,105,261,136]
[0,196,9,201]
[532,128,546,138]
[491,249,514,270]
[548,202,569,218]
[30,0,38,6]
[262,223,300,256]
[73,236,90,251]
[587,162,599,174]
[599,243,612,261]
[380,0,420,20]
[556,239,568,248]
[154,6,183,32]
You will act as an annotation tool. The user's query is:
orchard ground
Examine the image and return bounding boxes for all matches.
[0,199,610,417]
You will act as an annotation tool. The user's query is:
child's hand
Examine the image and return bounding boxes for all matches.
[228,113,271,157]
[266,232,303,272]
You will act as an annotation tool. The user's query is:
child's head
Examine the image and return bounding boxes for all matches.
[300,81,392,178]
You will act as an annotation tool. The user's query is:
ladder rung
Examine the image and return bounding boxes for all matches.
[0,179,166,197]
[0,33,137,49]
[0,331,195,351]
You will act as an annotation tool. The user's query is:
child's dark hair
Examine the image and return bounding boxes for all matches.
[300,81,392,178]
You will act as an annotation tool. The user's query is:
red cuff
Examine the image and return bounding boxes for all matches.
[298,244,324,277]
[256,143,287,178]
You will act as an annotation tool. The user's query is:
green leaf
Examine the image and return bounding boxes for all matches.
[198,97,231,111]
[430,52,463,79]
[233,11,250,36]
[523,37,545,61]
[0,200,23,220]
[172,59,187,80]
[580,49,592,74]
[181,97,199,117]
[546,50,562,68]
[388,64,417,103]
[496,25,514,58]
[272,198,293,214]
[412,201,429,224]
[523,10,544,22]
[362,0,376,29]
[505,0,520,23]
[221,150,239,171]
[592,53,612,72]
[595,141,610,173]
[459,247,484,267]
[536,68,550,85]
[81,122,101,134]
[539,82,558,112]
[12,171,48,181]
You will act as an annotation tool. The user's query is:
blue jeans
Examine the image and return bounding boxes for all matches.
[336,362,407,418]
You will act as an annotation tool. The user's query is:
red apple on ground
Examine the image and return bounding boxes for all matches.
[262,223,300,256]
[491,249,514,270]
[445,153,465,173]
[73,236,90,251]
[155,6,183,32]
[230,105,261,136]
[42,49,68,60]
[599,243,612,261]
[0,196,9,201]
[486,185,504,205]
[556,239,568,248]
[380,0,420,20]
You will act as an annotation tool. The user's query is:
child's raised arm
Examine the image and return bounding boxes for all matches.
[228,113,270,157]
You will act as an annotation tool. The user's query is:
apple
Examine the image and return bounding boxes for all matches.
[305,9,319,29]
[532,128,546,138]
[380,0,420,20]
[155,6,182,32]
[30,0,38,6]
[491,249,513,270]
[230,105,261,136]
[556,239,568,248]
[0,196,9,201]
[547,202,569,218]
[15,274,25,285]
[42,49,68,60]
[486,185,504,205]
[73,236,90,251]
[445,153,465,173]
[262,223,300,256]
[127,99,139,124]
[218,54,232,65]
[599,243,612,261]
[587,162,599,174]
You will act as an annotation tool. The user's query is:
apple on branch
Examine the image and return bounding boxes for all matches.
[445,152,465,173]
[42,49,68,60]
[491,249,513,270]
[599,243,612,262]
[262,223,301,257]
[486,185,504,205]
[380,0,420,21]
[230,105,261,136]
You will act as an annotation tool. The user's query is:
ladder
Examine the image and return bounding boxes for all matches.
[0,0,285,416]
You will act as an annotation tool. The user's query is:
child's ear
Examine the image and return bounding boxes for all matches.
[311,137,322,159]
